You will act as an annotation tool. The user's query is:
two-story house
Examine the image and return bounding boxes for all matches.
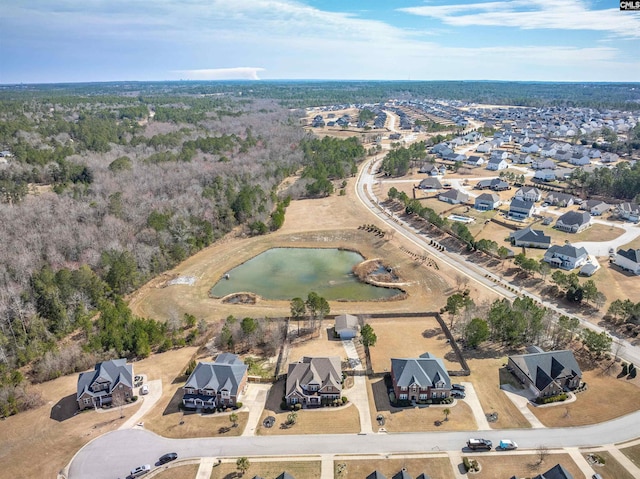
[555,211,591,233]
[613,248,640,275]
[76,358,134,410]
[182,353,248,410]
[514,186,541,203]
[543,244,589,270]
[474,193,501,211]
[391,353,451,403]
[508,198,534,221]
[285,356,342,407]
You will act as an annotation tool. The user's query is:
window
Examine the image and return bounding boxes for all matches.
[432,392,437,398]
[125,392,130,397]
[399,394,408,400]
[119,384,123,389]
[419,394,427,400]
[83,398,91,405]
[290,397,298,404]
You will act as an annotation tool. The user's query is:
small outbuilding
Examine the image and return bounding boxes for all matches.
[334,314,359,339]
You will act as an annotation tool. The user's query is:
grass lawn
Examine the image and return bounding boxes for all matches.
[538,221,625,244]
[528,368,640,427]
[367,317,460,373]
[467,453,584,479]
[256,379,360,435]
[335,456,454,479]
[367,377,477,432]
[466,355,531,429]
[582,451,636,479]
[154,463,200,479]
[211,460,321,479]
[621,443,640,470]
[287,325,348,364]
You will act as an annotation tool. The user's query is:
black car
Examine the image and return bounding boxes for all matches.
[158,452,178,465]
[452,384,466,391]
[451,390,466,399]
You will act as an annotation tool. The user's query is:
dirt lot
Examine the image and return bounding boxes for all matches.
[0,347,194,479]
[367,316,460,373]
[212,459,321,479]
[367,377,477,432]
[335,455,454,479]
[582,450,636,479]
[467,453,584,479]
[256,379,360,435]
[527,368,640,427]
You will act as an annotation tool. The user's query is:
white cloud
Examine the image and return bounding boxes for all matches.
[399,0,640,38]
[174,67,265,80]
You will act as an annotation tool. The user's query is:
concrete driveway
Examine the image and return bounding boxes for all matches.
[240,383,271,437]
[120,379,163,430]
[342,339,373,434]
[459,382,490,431]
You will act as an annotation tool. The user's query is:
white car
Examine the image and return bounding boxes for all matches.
[140,384,149,395]
[498,439,518,450]
[130,464,151,477]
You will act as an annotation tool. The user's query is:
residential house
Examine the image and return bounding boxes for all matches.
[543,244,589,270]
[430,143,450,156]
[76,358,134,410]
[392,471,412,479]
[555,211,591,233]
[182,353,248,410]
[438,189,469,205]
[507,347,582,399]
[532,159,556,170]
[285,356,342,407]
[514,186,541,202]
[508,198,534,221]
[617,202,640,223]
[442,152,466,163]
[366,472,388,479]
[465,155,484,167]
[531,464,574,479]
[521,142,539,153]
[274,473,296,479]
[391,353,451,403]
[545,192,574,207]
[475,178,510,191]
[418,178,443,190]
[553,149,572,162]
[474,193,501,211]
[534,169,557,182]
[334,314,359,339]
[419,164,446,176]
[613,248,640,275]
[476,141,493,153]
[509,227,551,249]
[540,146,557,157]
[580,200,609,216]
[569,153,590,166]
[486,157,508,171]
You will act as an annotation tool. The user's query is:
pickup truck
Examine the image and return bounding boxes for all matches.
[467,438,492,450]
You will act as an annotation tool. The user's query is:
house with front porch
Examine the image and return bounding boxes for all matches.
[391,353,451,403]
[543,244,588,270]
[182,353,248,410]
[77,358,134,410]
[514,186,542,202]
[617,202,640,223]
[555,211,591,233]
[285,356,342,408]
[474,193,500,211]
[508,198,534,221]
[613,248,640,275]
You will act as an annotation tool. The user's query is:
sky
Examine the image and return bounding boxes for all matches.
[1,0,640,84]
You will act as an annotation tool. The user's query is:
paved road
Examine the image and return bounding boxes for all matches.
[70,409,640,479]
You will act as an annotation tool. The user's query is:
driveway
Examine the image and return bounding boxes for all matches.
[459,382,490,431]
[342,339,373,434]
[500,385,545,429]
[120,379,163,430]
[240,383,271,437]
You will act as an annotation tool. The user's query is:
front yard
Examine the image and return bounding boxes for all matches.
[466,453,584,479]
[335,455,454,479]
[211,459,321,479]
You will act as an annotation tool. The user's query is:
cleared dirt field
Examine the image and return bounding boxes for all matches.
[256,379,360,435]
[467,453,585,479]
[582,450,636,479]
[336,455,454,479]
[367,377,477,432]
[154,463,200,479]
[0,347,193,479]
[212,460,321,479]
[466,354,532,430]
[527,368,640,427]
[367,317,461,372]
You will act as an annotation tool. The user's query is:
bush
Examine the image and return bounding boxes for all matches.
[235,402,243,408]
[630,368,637,379]
[462,457,471,472]
[341,396,348,404]
[131,396,138,402]
[294,403,302,410]
[622,363,629,375]
[280,401,288,411]
[536,393,568,404]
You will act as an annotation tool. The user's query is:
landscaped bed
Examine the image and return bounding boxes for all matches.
[583,450,636,479]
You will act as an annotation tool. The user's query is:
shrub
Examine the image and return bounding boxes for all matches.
[462,457,471,472]
[341,396,348,404]
[622,363,629,375]
[131,396,138,402]
[536,393,568,404]
[235,402,243,408]
[294,403,302,410]
[280,401,288,411]
[630,368,637,379]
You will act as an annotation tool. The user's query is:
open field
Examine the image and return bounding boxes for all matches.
[527,368,640,427]
[621,443,640,469]
[466,353,532,430]
[154,463,200,479]
[335,455,454,479]
[287,325,348,364]
[367,316,460,372]
[256,379,360,435]
[582,450,636,479]
[0,347,194,479]
[367,377,477,432]
[212,460,321,479]
[466,453,585,479]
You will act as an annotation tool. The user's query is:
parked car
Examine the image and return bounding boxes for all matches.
[130,464,151,477]
[158,452,178,465]
[592,474,603,479]
[467,438,492,450]
[140,384,149,395]
[451,390,465,399]
[498,439,518,450]
[451,384,466,391]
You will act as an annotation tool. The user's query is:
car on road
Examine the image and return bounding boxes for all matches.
[158,452,178,465]
[130,464,151,477]
[140,384,149,395]
[467,438,492,450]
[451,384,465,391]
[498,439,518,450]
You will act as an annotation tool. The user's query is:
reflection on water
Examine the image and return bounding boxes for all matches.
[210,248,401,301]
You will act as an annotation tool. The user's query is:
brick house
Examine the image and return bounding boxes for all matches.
[182,353,248,410]
[76,358,134,410]
[391,353,451,403]
[285,356,342,407]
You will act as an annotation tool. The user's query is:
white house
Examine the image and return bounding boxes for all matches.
[514,186,542,202]
[521,142,539,154]
[613,249,640,275]
[543,244,589,270]
[438,189,469,205]
[476,142,493,153]
[486,157,508,171]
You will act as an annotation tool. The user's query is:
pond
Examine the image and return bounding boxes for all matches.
[210,247,401,301]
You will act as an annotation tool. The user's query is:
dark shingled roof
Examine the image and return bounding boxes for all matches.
[532,463,574,479]
[617,248,640,264]
[556,210,590,227]
[509,350,581,394]
[183,354,247,396]
[366,472,388,479]
[77,358,133,401]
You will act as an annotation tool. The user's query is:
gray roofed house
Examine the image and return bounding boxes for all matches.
[183,354,248,410]
[419,163,446,176]
[334,314,359,339]
[508,349,582,399]
[418,178,443,190]
[543,244,589,270]
[438,189,469,205]
[486,157,508,171]
[465,155,484,166]
[392,470,413,479]
[286,357,342,408]
[474,193,500,211]
[514,186,542,202]
[508,198,534,221]
[275,473,296,479]
[613,248,640,275]
[475,178,510,191]
[77,358,134,410]
[545,192,574,207]
[531,463,574,479]
[581,199,609,216]
[616,202,640,223]
[366,472,388,479]
[509,227,551,249]
[391,353,451,403]
[555,210,591,233]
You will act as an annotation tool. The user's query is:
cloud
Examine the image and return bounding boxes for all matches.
[399,0,640,38]
[174,67,265,80]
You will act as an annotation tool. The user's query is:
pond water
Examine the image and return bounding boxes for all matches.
[210,247,401,301]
